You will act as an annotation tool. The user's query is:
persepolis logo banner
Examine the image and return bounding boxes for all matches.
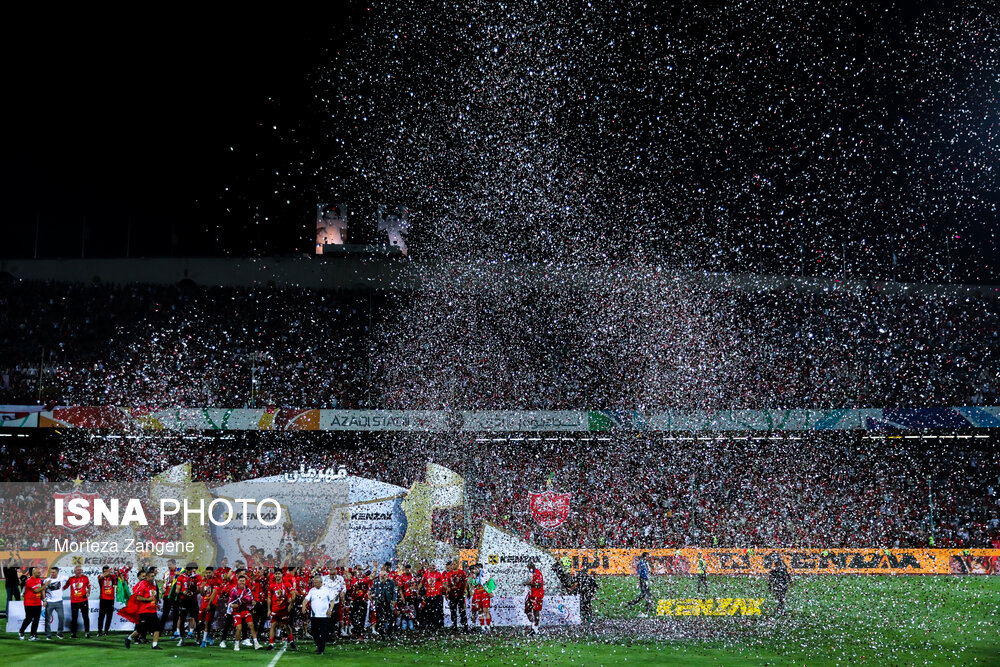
[529,491,571,529]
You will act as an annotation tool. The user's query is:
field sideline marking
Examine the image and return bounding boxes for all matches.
[266,644,286,667]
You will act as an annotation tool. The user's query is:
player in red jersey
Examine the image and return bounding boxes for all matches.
[65,565,91,638]
[423,562,445,629]
[445,560,469,631]
[350,566,372,638]
[175,563,203,646]
[397,564,415,599]
[250,569,267,630]
[217,569,239,648]
[469,564,492,632]
[237,540,259,570]
[18,566,44,640]
[266,570,297,650]
[225,574,262,651]
[523,562,544,634]
[97,566,120,636]
[294,566,310,637]
[124,568,162,650]
[342,568,357,636]
[196,567,220,647]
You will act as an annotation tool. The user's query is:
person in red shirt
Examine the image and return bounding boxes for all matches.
[293,566,310,638]
[469,564,492,632]
[217,569,240,649]
[237,540,258,569]
[342,568,357,636]
[226,574,262,651]
[196,566,219,647]
[398,564,415,600]
[175,563,202,646]
[523,562,544,634]
[266,570,296,650]
[159,559,180,636]
[248,569,266,631]
[445,560,469,631]
[125,568,162,650]
[350,566,372,638]
[423,562,445,629]
[97,566,119,636]
[18,566,44,640]
[64,565,91,638]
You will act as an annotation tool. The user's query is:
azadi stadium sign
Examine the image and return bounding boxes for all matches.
[5,405,998,431]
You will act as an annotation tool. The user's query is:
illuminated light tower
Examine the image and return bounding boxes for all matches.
[315,203,349,254]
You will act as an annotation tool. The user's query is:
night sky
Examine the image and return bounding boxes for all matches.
[2,2,997,283]
[2,9,347,258]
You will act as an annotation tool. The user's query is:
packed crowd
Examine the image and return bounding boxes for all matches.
[464,438,1000,550]
[1,433,996,551]
[0,280,371,408]
[1,279,998,409]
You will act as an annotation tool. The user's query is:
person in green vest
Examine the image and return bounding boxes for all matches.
[695,553,709,595]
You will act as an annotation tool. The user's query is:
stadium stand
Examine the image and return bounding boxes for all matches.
[1,434,996,552]
[1,279,997,409]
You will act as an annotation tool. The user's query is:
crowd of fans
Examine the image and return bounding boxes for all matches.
[1,279,996,409]
[0,280,370,408]
[1,434,996,551]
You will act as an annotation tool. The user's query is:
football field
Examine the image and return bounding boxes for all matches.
[2,575,998,666]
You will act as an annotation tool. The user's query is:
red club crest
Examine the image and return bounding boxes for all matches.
[529,491,571,529]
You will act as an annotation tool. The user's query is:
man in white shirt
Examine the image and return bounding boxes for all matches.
[42,566,68,640]
[302,575,336,655]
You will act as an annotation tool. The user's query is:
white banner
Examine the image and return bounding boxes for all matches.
[0,411,38,427]
[461,411,587,432]
[443,595,580,627]
[478,523,568,596]
[320,410,450,431]
[5,601,133,633]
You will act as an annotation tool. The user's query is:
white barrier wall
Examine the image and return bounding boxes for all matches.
[6,601,133,633]
[444,596,580,627]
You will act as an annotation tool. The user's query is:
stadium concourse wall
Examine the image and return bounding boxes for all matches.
[1,406,999,431]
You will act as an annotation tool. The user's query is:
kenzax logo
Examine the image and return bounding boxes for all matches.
[493,555,536,564]
[716,551,922,570]
[351,512,393,521]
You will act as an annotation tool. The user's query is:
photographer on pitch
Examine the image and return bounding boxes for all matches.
[573,566,599,622]
[626,552,653,616]
[768,559,791,614]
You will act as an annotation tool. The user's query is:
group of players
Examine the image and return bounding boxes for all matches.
[112,556,540,652]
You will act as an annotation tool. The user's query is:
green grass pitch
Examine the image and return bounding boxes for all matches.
[2,575,997,666]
